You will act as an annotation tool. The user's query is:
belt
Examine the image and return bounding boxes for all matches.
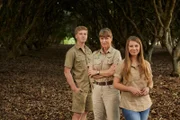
[94,80,113,86]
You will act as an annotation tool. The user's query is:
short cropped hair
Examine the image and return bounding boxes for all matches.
[99,28,113,38]
[74,26,88,35]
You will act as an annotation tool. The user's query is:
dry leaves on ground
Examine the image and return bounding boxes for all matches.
[0,45,179,120]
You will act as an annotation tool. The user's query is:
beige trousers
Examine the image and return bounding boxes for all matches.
[92,84,120,120]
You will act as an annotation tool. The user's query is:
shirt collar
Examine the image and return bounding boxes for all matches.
[75,44,87,50]
[131,64,140,69]
[100,46,113,54]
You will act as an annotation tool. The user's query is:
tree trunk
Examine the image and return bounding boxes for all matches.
[171,40,180,77]
[164,29,173,54]
[146,47,154,64]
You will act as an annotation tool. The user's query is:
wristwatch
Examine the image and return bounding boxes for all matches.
[96,70,100,75]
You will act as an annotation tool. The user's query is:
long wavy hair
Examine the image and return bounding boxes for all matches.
[123,36,151,83]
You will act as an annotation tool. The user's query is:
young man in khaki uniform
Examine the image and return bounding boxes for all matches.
[64,26,92,120]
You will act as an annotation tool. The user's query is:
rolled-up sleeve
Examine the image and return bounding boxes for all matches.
[114,60,124,80]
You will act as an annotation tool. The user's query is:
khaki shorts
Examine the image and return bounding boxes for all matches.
[72,90,93,113]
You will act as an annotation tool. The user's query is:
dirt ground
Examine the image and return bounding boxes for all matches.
[0,45,179,120]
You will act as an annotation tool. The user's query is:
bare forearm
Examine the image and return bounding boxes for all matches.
[114,77,143,96]
[64,72,77,91]
[113,77,131,92]
[148,80,153,89]
[89,63,115,78]
[98,69,114,77]
[114,82,131,92]
[97,64,116,77]
[90,70,112,78]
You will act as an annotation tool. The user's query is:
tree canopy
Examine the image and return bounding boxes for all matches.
[0,0,179,76]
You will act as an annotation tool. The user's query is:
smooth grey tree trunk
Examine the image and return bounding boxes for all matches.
[171,40,180,76]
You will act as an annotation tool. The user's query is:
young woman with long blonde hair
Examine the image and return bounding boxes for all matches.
[113,36,153,120]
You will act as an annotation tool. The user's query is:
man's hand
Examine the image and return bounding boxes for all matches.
[71,86,82,93]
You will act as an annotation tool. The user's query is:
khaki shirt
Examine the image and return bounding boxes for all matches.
[64,44,92,92]
[91,46,122,82]
[114,60,153,111]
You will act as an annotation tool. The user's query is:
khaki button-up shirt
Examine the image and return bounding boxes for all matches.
[91,46,122,82]
[114,60,153,111]
[64,44,92,92]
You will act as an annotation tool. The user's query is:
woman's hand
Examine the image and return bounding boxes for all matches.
[129,86,142,96]
[140,87,150,96]
[88,68,97,77]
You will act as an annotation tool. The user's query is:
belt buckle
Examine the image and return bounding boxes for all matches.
[105,81,108,85]
[96,81,100,85]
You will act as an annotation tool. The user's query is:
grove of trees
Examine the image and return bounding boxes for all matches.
[0,0,179,76]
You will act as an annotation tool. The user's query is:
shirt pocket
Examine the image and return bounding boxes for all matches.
[76,55,86,68]
[106,55,114,65]
[93,59,101,70]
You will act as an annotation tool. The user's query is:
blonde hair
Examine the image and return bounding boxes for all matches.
[74,26,88,35]
[99,28,113,38]
[123,36,151,83]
